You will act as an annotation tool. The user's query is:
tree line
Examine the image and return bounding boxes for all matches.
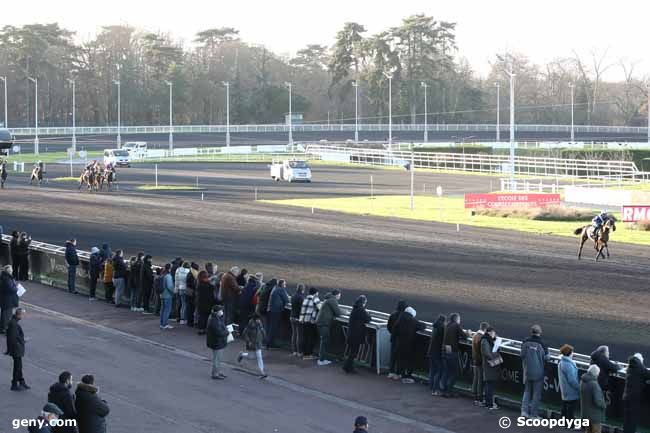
[0,18,648,129]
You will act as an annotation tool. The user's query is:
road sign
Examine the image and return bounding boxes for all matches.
[12,145,20,153]
[436,185,443,197]
[67,147,75,157]
[79,150,87,158]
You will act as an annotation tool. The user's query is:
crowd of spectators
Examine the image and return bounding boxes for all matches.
[2,234,650,433]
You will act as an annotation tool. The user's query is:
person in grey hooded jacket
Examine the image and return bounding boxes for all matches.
[520,324,548,418]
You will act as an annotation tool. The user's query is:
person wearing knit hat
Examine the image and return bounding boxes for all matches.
[393,305,425,384]
[353,416,369,432]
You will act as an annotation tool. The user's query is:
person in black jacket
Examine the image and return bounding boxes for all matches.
[427,314,446,395]
[88,247,102,301]
[343,295,371,374]
[139,255,154,314]
[9,231,19,279]
[206,305,229,379]
[290,284,305,356]
[48,371,77,433]
[75,375,109,433]
[590,345,620,396]
[195,271,214,334]
[387,300,407,380]
[130,253,144,312]
[622,353,650,433]
[393,307,425,383]
[441,313,469,397]
[65,239,79,294]
[15,232,31,281]
[0,265,19,334]
[7,308,29,391]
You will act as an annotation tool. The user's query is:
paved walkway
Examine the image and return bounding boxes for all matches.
[0,281,547,433]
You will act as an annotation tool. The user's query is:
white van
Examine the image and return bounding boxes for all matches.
[122,142,147,158]
[270,159,312,182]
[104,149,131,167]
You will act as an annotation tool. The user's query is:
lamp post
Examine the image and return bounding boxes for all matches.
[68,79,76,152]
[384,72,393,147]
[27,77,39,155]
[113,79,121,148]
[421,82,428,143]
[495,82,500,142]
[352,81,359,144]
[569,83,575,143]
[507,72,516,186]
[284,81,293,145]
[165,80,173,152]
[222,81,230,147]
[0,76,7,128]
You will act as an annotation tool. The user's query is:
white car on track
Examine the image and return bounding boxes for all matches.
[270,159,312,182]
[104,148,131,167]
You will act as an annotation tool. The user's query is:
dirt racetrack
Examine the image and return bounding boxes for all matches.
[1,162,648,360]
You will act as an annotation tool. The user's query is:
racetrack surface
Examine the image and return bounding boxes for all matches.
[1,162,648,361]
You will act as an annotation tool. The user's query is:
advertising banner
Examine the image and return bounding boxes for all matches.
[621,205,650,222]
[465,193,561,209]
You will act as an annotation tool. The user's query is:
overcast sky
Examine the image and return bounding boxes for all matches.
[5,0,648,80]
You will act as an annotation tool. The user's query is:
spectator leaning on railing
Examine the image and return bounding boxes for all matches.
[316,289,342,366]
[622,353,650,433]
[298,287,320,360]
[387,300,407,380]
[392,306,425,384]
[590,345,621,398]
[441,313,468,398]
[520,324,549,418]
[427,314,446,396]
[343,295,371,374]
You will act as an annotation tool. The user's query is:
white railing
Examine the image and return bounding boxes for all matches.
[500,179,560,193]
[306,144,648,182]
[6,123,649,136]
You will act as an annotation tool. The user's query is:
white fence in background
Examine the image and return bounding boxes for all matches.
[306,144,650,182]
[6,123,649,137]
[500,179,560,193]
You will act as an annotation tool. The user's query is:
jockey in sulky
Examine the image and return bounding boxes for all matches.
[591,210,608,241]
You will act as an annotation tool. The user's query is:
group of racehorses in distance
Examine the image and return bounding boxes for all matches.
[0,158,117,192]
[78,160,117,191]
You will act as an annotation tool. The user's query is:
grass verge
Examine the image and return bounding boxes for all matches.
[262,195,650,246]
[137,184,204,191]
[5,151,103,164]
[51,177,79,182]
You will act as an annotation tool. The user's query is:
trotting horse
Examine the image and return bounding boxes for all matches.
[78,168,99,192]
[574,217,616,261]
[99,166,116,191]
[29,162,44,185]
